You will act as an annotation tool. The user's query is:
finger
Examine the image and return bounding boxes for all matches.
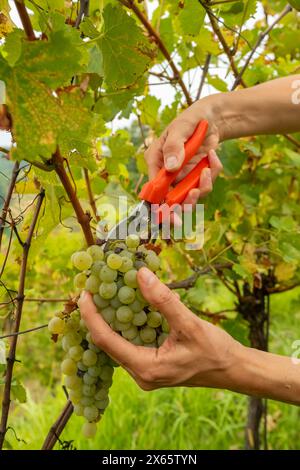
[78,291,141,369]
[137,267,195,326]
[144,139,164,180]
[182,188,201,211]
[208,149,223,182]
[163,120,197,172]
[198,167,213,198]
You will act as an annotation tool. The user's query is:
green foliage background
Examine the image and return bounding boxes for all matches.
[0,0,300,450]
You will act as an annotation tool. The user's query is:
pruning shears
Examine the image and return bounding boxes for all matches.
[105,120,209,242]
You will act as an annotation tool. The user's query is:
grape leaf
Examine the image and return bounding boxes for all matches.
[98,4,154,89]
[178,0,206,36]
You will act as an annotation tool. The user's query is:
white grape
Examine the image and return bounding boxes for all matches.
[132,310,147,326]
[107,253,123,270]
[61,358,77,376]
[116,306,133,323]
[118,286,135,304]
[82,422,97,438]
[85,275,100,294]
[84,405,99,422]
[140,326,156,344]
[82,349,98,367]
[74,272,87,290]
[124,269,138,288]
[72,251,93,271]
[147,311,162,328]
[48,317,65,335]
[99,282,117,299]
[87,245,104,262]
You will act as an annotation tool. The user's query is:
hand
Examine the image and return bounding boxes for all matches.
[78,267,241,391]
[144,95,224,208]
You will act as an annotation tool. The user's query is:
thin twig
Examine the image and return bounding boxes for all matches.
[166,263,231,289]
[14,0,36,40]
[42,401,74,450]
[0,324,48,340]
[0,189,45,449]
[75,0,90,28]
[196,54,211,101]
[53,149,94,246]
[284,134,300,149]
[0,162,20,249]
[83,168,100,222]
[232,5,292,90]
[119,0,192,105]
[204,5,247,88]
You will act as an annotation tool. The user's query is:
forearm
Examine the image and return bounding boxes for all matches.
[206,75,300,140]
[227,345,300,405]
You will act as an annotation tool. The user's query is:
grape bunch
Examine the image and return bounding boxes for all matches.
[48,235,169,439]
[48,309,115,438]
[72,235,169,348]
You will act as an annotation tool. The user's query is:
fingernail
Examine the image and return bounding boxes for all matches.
[165,155,178,170]
[80,290,87,300]
[138,267,156,286]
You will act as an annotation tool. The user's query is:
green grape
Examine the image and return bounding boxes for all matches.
[89,343,100,353]
[125,234,140,248]
[99,282,117,299]
[86,331,92,343]
[79,318,88,331]
[118,257,134,273]
[72,251,93,271]
[85,275,100,294]
[64,318,80,333]
[74,404,84,416]
[129,299,144,313]
[157,333,168,347]
[65,375,82,390]
[90,260,105,276]
[101,306,116,323]
[107,253,123,270]
[102,378,113,389]
[84,405,99,422]
[145,253,160,272]
[96,352,107,366]
[162,317,170,334]
[116,278,125,290]
[82,422,97,438]
[48,317,65,335]
[120,250,134,260]
[83,384,96,397]
[99,365,114,382]
[83,373,97,385]
[82,349,98,367]
[110,296,122,309]
[88,365,102,377]
[87,245,104,262]
[134,260,147,270]
[147,311,162,328]
[93,294,109,309]
[104,249,113,258]
[74,272,87,290]
[115,242,127,250]
[68,391,81,404]
[132,310,147,326]
[80,396,94,407]
[113,319,131,331]
[122,325,138,341]
[137,245,148,254]
[95,397,109,409]
[116,306,133,323]
[68,345,84,361]
[107,357,119,368]
[118,286,135,304]
[100,265,117,282]
[77,361,88,372]
[135,288,146,303]
[64,331,82,347]
[69,387,82,399]
[124,269,138,288]
[140,326,157,344]
[131,335,143,346]
[61,358,77,375]
[94,388,108,401]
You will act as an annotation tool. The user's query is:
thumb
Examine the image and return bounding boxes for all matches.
[163,120,196,171]
[137,267,194,327]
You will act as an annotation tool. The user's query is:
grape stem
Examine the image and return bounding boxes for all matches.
[0,189,45,449]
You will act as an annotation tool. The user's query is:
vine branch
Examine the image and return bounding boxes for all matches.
[119,0,193,105]
[14,0,36,41]
[53,149,94,246]
[0,189,45,449]
[0,162,20,249]
[42,401,74,450]
[83,168,100,222]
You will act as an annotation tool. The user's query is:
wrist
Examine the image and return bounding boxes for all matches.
[194,92,234,142]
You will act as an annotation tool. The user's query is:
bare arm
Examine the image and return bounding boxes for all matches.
[145,75,300,205]
[79,268,300,406]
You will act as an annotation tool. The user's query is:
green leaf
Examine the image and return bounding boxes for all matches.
[98,4,154,89]
[269,215,297,232]
[138,95,161,128]
[2,29,24,66]
[207,75,228,92]
[284,148,300,168]
[11,380,27,403]
[105,130,134,174]
[178,0,205,37]
[220,140,247,176]
[86,44,103,75]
